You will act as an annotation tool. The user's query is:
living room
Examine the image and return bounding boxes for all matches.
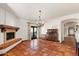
[0,3,79,56]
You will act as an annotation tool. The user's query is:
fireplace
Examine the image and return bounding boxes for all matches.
[0,25,19,41]
[6,32,15,40]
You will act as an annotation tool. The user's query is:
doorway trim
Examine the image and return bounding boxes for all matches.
[27,22,41,40]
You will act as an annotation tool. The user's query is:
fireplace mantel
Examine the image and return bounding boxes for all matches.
[0,24,19,32]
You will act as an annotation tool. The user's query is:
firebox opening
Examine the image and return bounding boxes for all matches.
[6,32,15,40]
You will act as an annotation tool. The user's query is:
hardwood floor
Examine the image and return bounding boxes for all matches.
[4,39,76,56]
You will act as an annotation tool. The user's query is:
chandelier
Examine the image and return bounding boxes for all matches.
[37,10,44,27]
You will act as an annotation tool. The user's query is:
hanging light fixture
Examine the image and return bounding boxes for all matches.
[37,10,44,27]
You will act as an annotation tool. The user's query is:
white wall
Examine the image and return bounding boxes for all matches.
[0,29,4,44]
[16,19,42,40]
[42,19,60,34]
[0,5,30,42]
[0,6,18,45]
[42,13,79,43]
[15,19,28,40]
[6,10,16,26]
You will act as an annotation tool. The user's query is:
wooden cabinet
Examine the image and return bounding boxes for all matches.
[46,29,59,42]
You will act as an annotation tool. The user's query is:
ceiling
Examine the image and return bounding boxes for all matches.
[7,3,79,21]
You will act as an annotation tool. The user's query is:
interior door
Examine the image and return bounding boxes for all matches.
[31,26,37,39]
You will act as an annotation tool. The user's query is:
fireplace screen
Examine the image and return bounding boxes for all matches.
[6,32,15,40]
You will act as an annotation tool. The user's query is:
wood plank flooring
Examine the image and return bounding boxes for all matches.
[4,39,76,56]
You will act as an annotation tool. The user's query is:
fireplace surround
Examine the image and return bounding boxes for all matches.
[0,25,21,55]
[0,24,19,41]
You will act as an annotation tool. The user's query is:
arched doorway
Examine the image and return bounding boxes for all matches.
[64,22,77,37]
[61,19,79,41]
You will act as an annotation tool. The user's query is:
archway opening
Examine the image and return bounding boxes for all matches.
[61,19,79,42]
